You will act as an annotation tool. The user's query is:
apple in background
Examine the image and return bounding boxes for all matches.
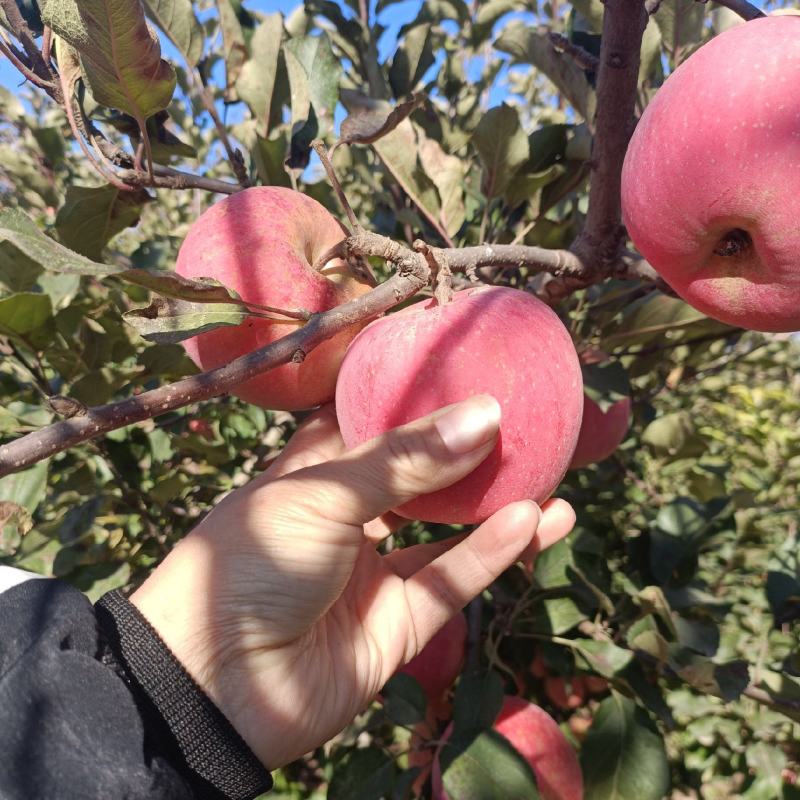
[397,613,467,706]
[544,676,587,711]
[432,695,584,800]
[175,186,372,411]
[569,395,631,470]
[570,348,631,470]
[335,286,584,524]
[622,15,800,333]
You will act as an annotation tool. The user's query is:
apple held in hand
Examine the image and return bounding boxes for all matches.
[432,696,584,800]
[175,186,372,410]
[335,286,584,524]
[622,15,800,332]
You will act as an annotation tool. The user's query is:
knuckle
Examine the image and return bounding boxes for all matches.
[382,428,440,495]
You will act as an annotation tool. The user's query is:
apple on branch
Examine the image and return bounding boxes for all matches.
[175,186,372,411]
[622,15,800,333]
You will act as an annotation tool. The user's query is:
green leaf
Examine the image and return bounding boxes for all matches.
[417,134,467,238]
[451,670,504,737]
[573,639,634,678]
[56,185,152,261]
[328,747,396,800]
[533,537,575,589]
[144,0,204,66]
[252,132,292,188]
[654,0,706,62]
[0,460,48,513]
[368,115,445,240]
[41,0,177,121]
[582,361,631,413]
[472,0,527,45]
[0,461,48,557]
[495,21,595,120]
[766,536,800,626]
[381,673,427,726]
[440,730,541,800]
[666,646,749,701]
[0,293,53,337]
[215,0,248,101]
[389,23,434,98]
[641,411,699,456]
[0,209,243,304]
[472,104,529,199]
[338,94,424,148]
[236,13,283,136]
[123,297,250,344]
[32,127,67,166]
[580,693,670,800]
[283,32,341,164]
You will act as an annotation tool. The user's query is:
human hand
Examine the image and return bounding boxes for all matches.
[130,395,575,769]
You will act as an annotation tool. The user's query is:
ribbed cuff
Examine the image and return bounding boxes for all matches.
[95,589,272,800]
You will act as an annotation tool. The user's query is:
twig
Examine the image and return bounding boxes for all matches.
[41,26,52,66]
[0,39,56,90]
[189,67,250,188]
[0,268,428,476]
[0,0,55,87]
[59,67,134,192]
[704,0,765,21]
[312,139,359,231]
[742,685,800,714]
[117,166,241,195]
[548,32,600,72]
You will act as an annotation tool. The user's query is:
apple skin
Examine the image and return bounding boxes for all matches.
[335,286,584,524]
[432,696,584,800]
[398,613,467,704]
[569,394,631,470]
[175,186,372,410]
[621,15,800,332]
[544,676,588,711]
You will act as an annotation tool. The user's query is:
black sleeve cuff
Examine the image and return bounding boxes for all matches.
[95,590,272,800]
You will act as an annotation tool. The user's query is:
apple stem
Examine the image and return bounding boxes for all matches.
[312,139,361,232]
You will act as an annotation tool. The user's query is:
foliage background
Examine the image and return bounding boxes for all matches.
[0,0,799,797]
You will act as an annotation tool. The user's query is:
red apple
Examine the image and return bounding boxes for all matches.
[335,286,584,524]
[544,676,587,711]
[569,348,630,470]
[569,394,631,470]
[398,613,467,704]
[432,696,584,800]
[175,186,372,410]
[622,15,800,332]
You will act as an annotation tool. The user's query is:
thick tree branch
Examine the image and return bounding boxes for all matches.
[0,268,428,476]
[544,0,648,304]
[705,0,766,21]
[572,0,648,268]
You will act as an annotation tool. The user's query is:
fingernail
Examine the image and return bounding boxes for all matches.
[435,395,501,454]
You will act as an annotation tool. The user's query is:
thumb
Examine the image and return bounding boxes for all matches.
[277,394,501,528]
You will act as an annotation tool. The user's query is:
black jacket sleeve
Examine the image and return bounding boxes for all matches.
[0,572,272,800]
